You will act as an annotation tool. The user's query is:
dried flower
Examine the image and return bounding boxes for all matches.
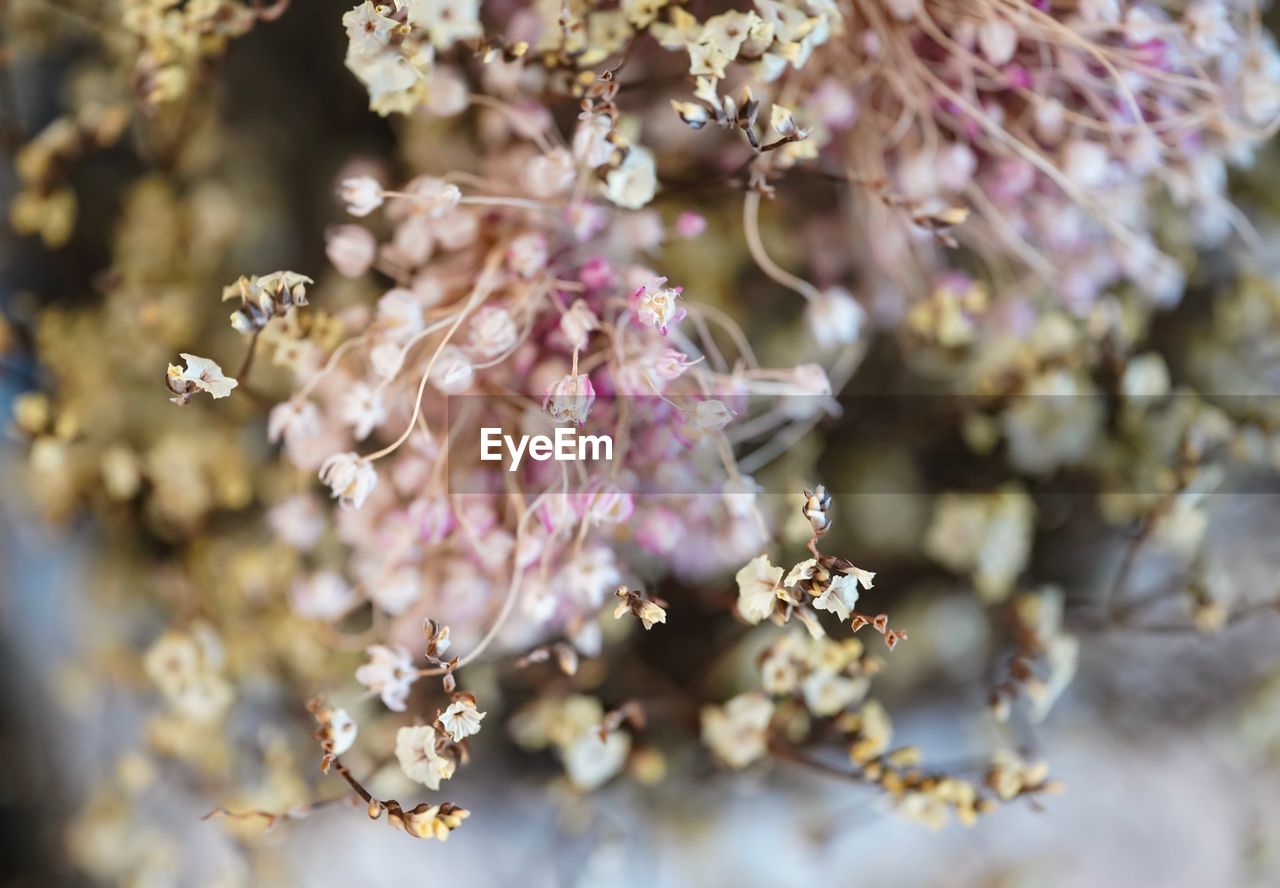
[165,354,238,404]
[630,278,685,334]
[439,695,486,742]
[395,725,457,789]
[319,453,378,508]
[340,175,385,216]
[543,372,596,425]
[701,692,774,769]
[356,644,418,712]
[735,554,784,624]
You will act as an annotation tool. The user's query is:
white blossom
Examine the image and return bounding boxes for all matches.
[563,729,631,790]
[356,644,418,712]
[468,306,519,359]
[701,692,774,769]
[167,354,238,400]
[395,725,457,789]
[603,146,658,209]
[439,698,487,742]
[735,554,783,623]
[544,372,596,424]
[340,175,385,216]
[812,573,860,621]
[290,571,358,621]
[319,452,378,508]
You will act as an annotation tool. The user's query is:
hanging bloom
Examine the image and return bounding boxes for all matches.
[356,644,418,712]
[543,372,596,424]
[340,175,384,216]
[165,354,238,404]
[630,278,685,334]
[395,725,457,789]
[735,554,783,623]
[439,695,486,742]
[319,452,378,508]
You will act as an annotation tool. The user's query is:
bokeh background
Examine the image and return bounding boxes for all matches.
[5,1,1280,885]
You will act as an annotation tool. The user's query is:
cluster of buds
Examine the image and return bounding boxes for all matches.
[225,271,313,335]
[802,484,832,539]
[675,83,760,147]
[613,586,668,631]
[380,801,470,841]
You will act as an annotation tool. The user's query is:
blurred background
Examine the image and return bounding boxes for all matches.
[5,1,1280,885]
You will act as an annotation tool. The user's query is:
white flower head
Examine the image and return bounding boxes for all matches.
[290,571,358,621]
[784,559,818,587]
[403,175,462,217]
[812,573,860,621]
[356,644,418,712]
[701,692,774,769]
[735,554,783,624]
[563,729,631,791]
[573,114,615,169]
[326,224,377,277]
[343,1,397,57]
[319,452,378,508]
[429,345,475,394]
[543,372,596,425]
[507,233,548,279]
[166,354,238,403]
[560,299,600,351]
[603,145,657,209]
[806,287,866,349]
[404,0,483,49]
[395,724,457,789]
[630,278,685,334]
[340,175,385,216]
[468,306,519,359]
[439,697,487,742]
[326,707,359,756]
[340,383,388,440]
